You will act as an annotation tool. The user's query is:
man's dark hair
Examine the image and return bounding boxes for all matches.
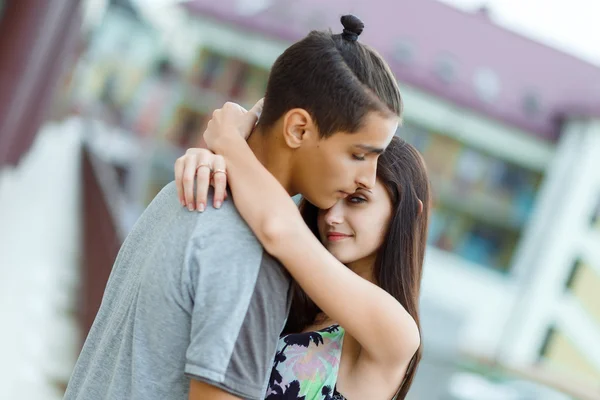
[258,15,403,137]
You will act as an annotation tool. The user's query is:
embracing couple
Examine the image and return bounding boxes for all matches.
[64,15,431,400]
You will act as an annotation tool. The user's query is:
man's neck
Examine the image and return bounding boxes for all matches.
[247,126,295,196]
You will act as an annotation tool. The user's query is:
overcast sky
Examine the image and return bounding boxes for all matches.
[439,0,600,66]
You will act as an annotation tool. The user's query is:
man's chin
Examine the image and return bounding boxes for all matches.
[311,197,339,210]
[306,196,337,210]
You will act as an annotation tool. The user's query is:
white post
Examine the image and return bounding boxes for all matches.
[500,118,600,366]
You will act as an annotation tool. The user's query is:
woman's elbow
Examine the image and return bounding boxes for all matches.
[260,215,295,256]
[381,316,421,367]
[395,322,421,363]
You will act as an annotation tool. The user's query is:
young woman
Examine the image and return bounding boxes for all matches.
[174,104,430,399]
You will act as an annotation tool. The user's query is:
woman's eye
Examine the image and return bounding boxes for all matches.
[352,154,366,161]
[348,196,367,204]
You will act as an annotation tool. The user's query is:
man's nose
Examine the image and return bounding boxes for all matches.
[355,159,377,190]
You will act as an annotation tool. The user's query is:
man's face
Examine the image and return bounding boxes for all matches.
[292,112,398,209]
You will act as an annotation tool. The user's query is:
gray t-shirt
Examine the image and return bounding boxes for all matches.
[64,182,292,400]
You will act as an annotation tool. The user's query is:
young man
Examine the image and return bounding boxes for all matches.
[64,15,402,400]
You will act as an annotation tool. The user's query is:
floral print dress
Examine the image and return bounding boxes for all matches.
[265,325,346,400]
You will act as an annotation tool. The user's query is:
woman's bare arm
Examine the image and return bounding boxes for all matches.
[204,104,420,369]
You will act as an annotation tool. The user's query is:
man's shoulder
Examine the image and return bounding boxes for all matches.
[199,198,251,233]
[193,197,263,256]
[155,182,255,240]
[143,181,251,237]
[156,182,242,218]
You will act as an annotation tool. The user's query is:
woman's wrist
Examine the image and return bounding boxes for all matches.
[207,131,245,155]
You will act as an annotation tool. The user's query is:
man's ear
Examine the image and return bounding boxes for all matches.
[282,108,318,149]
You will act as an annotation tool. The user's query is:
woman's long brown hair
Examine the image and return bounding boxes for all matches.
[283,136,431,399]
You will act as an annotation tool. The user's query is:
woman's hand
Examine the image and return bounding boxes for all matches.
[174,99,263,211]
[203,99,263,153]
[174,148,228,212]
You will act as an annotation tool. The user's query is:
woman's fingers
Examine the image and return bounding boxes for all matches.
[247,98,264,123]
[211,155,227,208]
[174,100,258,210]
[182,153,202,210]
[237,99,264,140]
[194,154,213,212]
[174,148,229,212]
[174,156,185,206]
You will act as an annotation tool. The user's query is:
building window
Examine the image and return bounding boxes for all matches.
[473,68,501,103]
[538,325,556,361]
[190,48,268,106]
[591,198,600,228]
[434,54,458,84]
[229,61,250,99]
[393,40,414,65]
[198,50,224,89]
[522,91,542,116]
[565,259,582,291]
[397,122,543,272]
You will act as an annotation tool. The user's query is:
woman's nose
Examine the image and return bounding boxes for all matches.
[324,201,345,226]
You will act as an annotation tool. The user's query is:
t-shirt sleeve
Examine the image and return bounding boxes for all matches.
[182,206,292,399]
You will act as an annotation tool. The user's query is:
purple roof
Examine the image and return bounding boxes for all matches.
[183,0,600,141]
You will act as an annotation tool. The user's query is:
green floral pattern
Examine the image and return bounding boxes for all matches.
[265,325,346,400]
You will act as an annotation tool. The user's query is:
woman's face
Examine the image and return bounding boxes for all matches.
[317,179,393,265]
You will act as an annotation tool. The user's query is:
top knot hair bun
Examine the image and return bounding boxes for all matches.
[340,15,364,42]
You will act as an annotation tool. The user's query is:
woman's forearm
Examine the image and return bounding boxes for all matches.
[217,134,302,248]
[217,134,419,366]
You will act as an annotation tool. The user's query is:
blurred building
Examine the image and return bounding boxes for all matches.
[133,0,599,390]
[2,0,600,398]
